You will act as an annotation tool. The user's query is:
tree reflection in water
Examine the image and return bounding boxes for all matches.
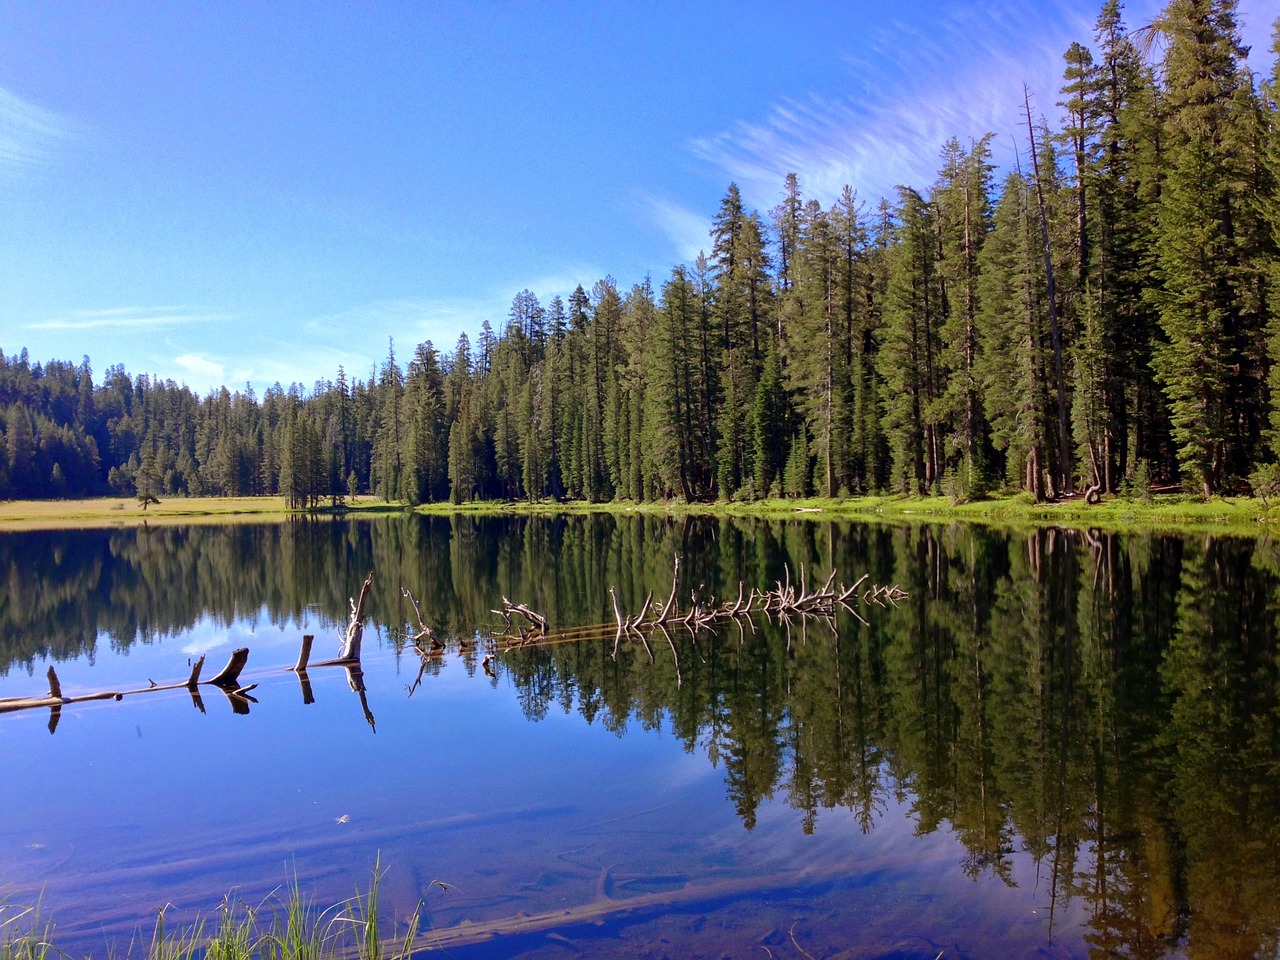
[0,515,1277,956]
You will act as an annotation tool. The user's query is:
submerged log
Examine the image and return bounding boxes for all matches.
[397,860,879,954]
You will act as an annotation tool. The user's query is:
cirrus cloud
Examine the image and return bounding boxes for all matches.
[0,86,76,182]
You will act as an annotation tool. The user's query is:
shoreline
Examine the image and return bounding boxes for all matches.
[0,491,1275,534]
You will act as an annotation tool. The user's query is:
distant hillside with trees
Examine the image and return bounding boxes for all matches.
[3,0,1280,506]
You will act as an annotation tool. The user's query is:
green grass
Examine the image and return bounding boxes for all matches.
[0,496,407,531]
[413,489,1280,534]
[0,863,440,960]
[0,899,56,960]
[4,489,1278,535]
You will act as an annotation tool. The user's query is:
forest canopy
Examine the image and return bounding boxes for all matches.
[3,0,1280,506]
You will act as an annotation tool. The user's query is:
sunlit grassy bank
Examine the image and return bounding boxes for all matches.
[1,490,1276,534]
[0,496,405,531]
[414,490,1280,534]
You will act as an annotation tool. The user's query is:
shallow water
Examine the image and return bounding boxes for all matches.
[0,516,1277,957]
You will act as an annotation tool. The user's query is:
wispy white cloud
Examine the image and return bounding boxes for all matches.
[26,306,222,332]
[640,195,711,266]
[689,0,1110,209]
[174,353,225,384]
[224,344,374,391]
[305,272,607,351]
[181,633,229,657]
[0,86,76,181]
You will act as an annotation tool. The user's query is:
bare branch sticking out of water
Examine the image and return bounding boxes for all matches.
[208,648,250,688]
[402,587,443,654]
[601,565,905,643]
[494,597,549,642]
[338,571,374,661]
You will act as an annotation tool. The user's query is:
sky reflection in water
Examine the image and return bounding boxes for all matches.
[0,516,1276,958]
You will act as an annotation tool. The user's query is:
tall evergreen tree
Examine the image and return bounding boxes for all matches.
[979,172,1052,498]
[934,135,996,495]
[372,340,406,501]
[1149,0,1261,493]
[878,187,945,493]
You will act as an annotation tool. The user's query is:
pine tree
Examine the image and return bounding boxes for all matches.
[934,136,995,495]
[1264,22,1280,458]
[446,334,477,503]
[5,403,37,497]
[716,347,753,497]
[979,172,1051,498]
[644,267,699,500]
[773,173,803,293]
[784,198,847,497]
[1149,0,1260,493]
[373,339,405,501]
[1081,0,1168,489]
[404,341,447,504]
[135,439,161,508]
[751,343,790,496]
[613,280,653,501]
[877,187,944,493]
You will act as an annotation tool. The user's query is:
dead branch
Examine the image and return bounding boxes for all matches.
[837,573,870,604]
[657,553,681,623]
[291,637,313,673]
[187,655,206,688]
[497,596,548,634]
[629,591,654,629]
[609,586,625,631]
[338,571,374,662]
[208,648,250,688]
[402,587,442,652]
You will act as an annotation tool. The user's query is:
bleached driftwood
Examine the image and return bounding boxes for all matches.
[339,572,375,661]
[492,596,548,641]
[304,572,375,668]
[601,557,907,653]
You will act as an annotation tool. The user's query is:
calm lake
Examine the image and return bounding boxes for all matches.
[1,514,1278,958]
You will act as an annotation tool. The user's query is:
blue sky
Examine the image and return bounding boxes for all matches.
[1,0,1275,395]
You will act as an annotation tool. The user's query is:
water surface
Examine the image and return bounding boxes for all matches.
[1,515,1277,958]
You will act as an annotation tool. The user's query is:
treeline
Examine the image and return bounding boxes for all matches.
[3,0,1280,505]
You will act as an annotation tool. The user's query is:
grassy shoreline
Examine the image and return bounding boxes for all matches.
[0,491,1276,534]
[1,864,429,960]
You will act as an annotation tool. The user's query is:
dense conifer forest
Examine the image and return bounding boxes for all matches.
[3,0,1280,506]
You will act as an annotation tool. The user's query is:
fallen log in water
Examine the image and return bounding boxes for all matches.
[377,861,872,954]
[601,556,907,651]
[0,648,255,721]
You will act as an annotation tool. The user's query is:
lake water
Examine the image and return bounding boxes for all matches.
[1,515,1277,958]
